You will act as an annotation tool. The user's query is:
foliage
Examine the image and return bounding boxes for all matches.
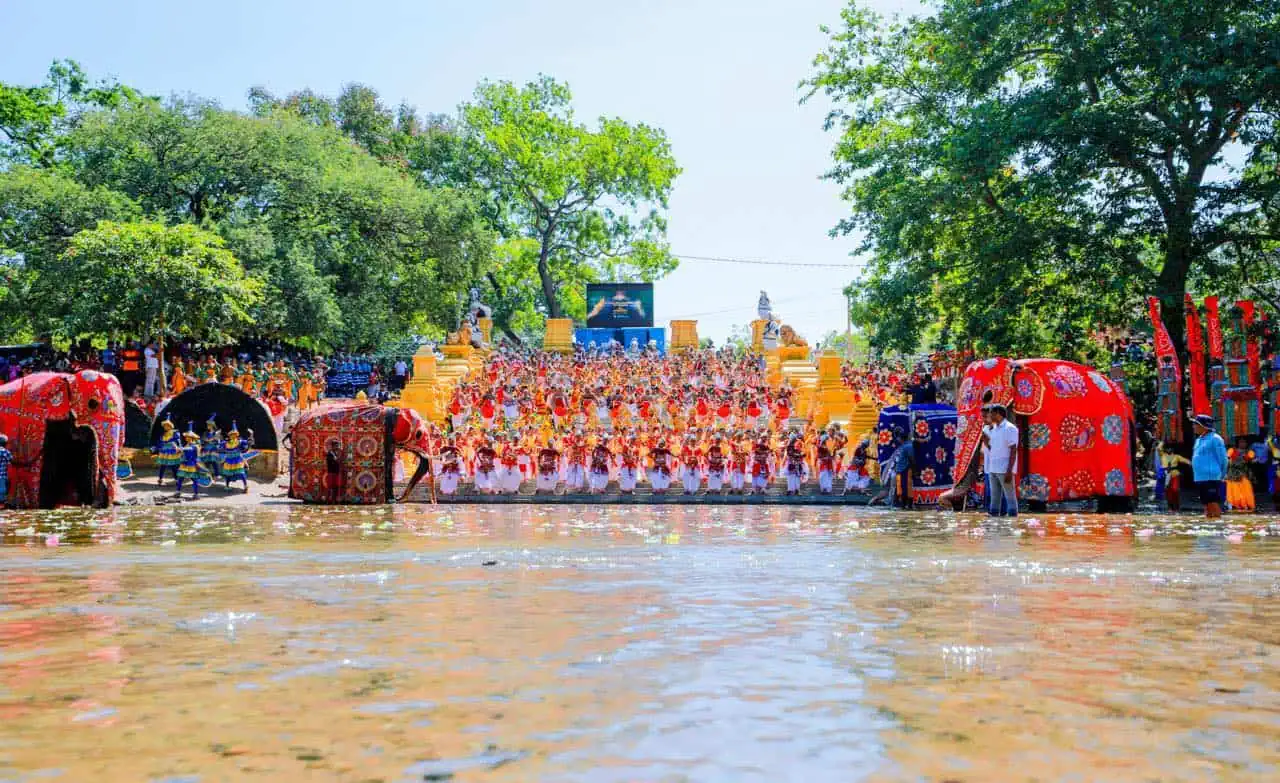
[807,0,1280,358]
[46,220,261,342]
[445,76,682,320]
[1,85,494,349]
[0,59,145,168]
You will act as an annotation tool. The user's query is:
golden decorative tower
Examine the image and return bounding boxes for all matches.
[543,318,574,354]
[669,320,699,353]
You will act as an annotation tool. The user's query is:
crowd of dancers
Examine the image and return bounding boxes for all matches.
[414,348,881,497]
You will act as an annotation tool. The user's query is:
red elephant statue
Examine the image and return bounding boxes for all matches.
[941,358,1137,511]
[288,403,434,504]
[0,370,125,509]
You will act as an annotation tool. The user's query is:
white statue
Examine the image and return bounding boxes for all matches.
[757,290,772,321]
[466,287,491,349]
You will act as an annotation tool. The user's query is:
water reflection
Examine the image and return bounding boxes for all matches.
[0,506,1277,781]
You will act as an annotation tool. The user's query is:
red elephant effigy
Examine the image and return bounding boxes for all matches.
[0,370,125,509]
[941,358,1137,510]
[288,403,434,504]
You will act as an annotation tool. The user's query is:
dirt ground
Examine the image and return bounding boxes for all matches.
[116,471,297,507]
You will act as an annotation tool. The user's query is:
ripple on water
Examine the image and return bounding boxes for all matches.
[0,505,1277,781]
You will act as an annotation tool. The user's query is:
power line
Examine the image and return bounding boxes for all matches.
[673,253,858,269]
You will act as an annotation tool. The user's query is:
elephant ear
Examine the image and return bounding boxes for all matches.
[1011,368,1045,416]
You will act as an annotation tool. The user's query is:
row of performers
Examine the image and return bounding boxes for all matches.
[152,416,260,496]
[447,393,796,432]
[422,430,876,496]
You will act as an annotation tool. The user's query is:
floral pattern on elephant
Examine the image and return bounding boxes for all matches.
[1028,423,1052,450]
[1046,365,1087,398]
[914,418,930,438]
[1059,414,1096,452]
[1020,473,1050,501]
[958,378,980,410]
[943,422,957,439]
[1057,468,1095,499]
[920,468,936,486]
[1101,415,1126,445]
[1104,468,1128,496]
[1088,372,1113,394]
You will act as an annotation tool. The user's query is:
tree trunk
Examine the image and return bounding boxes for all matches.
[537,236,560,319]
[1156,221,1194,361]
[484,272,525,347]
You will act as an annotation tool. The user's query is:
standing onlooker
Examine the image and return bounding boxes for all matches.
[393,357,409,391]
[1190,414,1227,519]
[0,433,11,509]
[143,340,161,398]
[984,404,1019,517]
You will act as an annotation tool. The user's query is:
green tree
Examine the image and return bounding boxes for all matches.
[41,220,262,346]
[61,97,494,348]
[447,76,681,320]
[0,59,143,167]
[807,0,1280,357]
[0,166,140,337]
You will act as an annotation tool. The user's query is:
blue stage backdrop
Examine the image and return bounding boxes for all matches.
[574,327,665,354]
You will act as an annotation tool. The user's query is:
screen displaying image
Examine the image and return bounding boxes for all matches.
[585,283,654,328]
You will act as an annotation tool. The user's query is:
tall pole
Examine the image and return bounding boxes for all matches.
[845,290,853,361]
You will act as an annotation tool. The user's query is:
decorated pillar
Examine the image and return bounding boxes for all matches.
[1219,302,1261,439]
[400,346,441,422]
[669,320,698,353]
[543,318,574,354]
[1184,295,1210,416]
[1146,296,1183,444]
[477,317,494,349]
[811,351,854,427]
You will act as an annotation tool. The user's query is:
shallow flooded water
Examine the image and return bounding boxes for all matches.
[1,505,1278,783]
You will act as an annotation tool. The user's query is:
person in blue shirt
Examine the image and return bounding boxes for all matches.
[1190,414,1228,519]
[0,433,12,509]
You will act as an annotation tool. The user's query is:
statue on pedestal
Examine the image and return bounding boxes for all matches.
[758,291,773,322]
[465,287,492,349]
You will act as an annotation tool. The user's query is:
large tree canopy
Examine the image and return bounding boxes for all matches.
[1,72,496,349]
[807,0,1280,357]
[49,220,262,343]
[442,76,682,322]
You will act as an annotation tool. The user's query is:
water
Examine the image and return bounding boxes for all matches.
[1,505,1278,782]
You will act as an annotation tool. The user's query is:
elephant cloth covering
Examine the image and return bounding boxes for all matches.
[290,404,393,504]
[876,404,958,506]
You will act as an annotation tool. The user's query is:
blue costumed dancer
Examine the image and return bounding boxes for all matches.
[219,421,258,491]
[174,424,208,499]
[200,414,223,478]
[153,415,182,485]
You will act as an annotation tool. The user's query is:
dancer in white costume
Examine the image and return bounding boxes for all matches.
[649,441,674,493]
[588,443,612,493]
[535,443,561,494]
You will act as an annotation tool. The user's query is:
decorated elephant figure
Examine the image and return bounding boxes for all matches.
[0,370,125,509]
[288,403,433,504]
[940,358,1137,511]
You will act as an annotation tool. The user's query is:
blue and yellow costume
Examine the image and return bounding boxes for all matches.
[154,415,182,484]
[200,415,223,477]
[219,421,257,491]
[174,425,207,498]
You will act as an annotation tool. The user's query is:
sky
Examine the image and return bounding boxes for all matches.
[1,0,920,343]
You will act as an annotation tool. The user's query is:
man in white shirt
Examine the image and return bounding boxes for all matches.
[143,341,160,398]
[983,404,1019,516]
[393,359,408,390]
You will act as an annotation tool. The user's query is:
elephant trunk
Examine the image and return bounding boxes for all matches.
[399,451,434,503]
[938,440,981,510]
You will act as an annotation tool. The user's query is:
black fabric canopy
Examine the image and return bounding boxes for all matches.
[150,383,280,450]
[123,399,154,449]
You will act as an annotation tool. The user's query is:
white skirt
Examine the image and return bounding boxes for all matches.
[650,470,671,491]
[501,467,522,493]
[536,473,558,492]
[439,472,459,495]
[618,466,638,491]
[565,464,585,489]
[589,470,609,491]
[681,468,701,493]
[474,469,497,492]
